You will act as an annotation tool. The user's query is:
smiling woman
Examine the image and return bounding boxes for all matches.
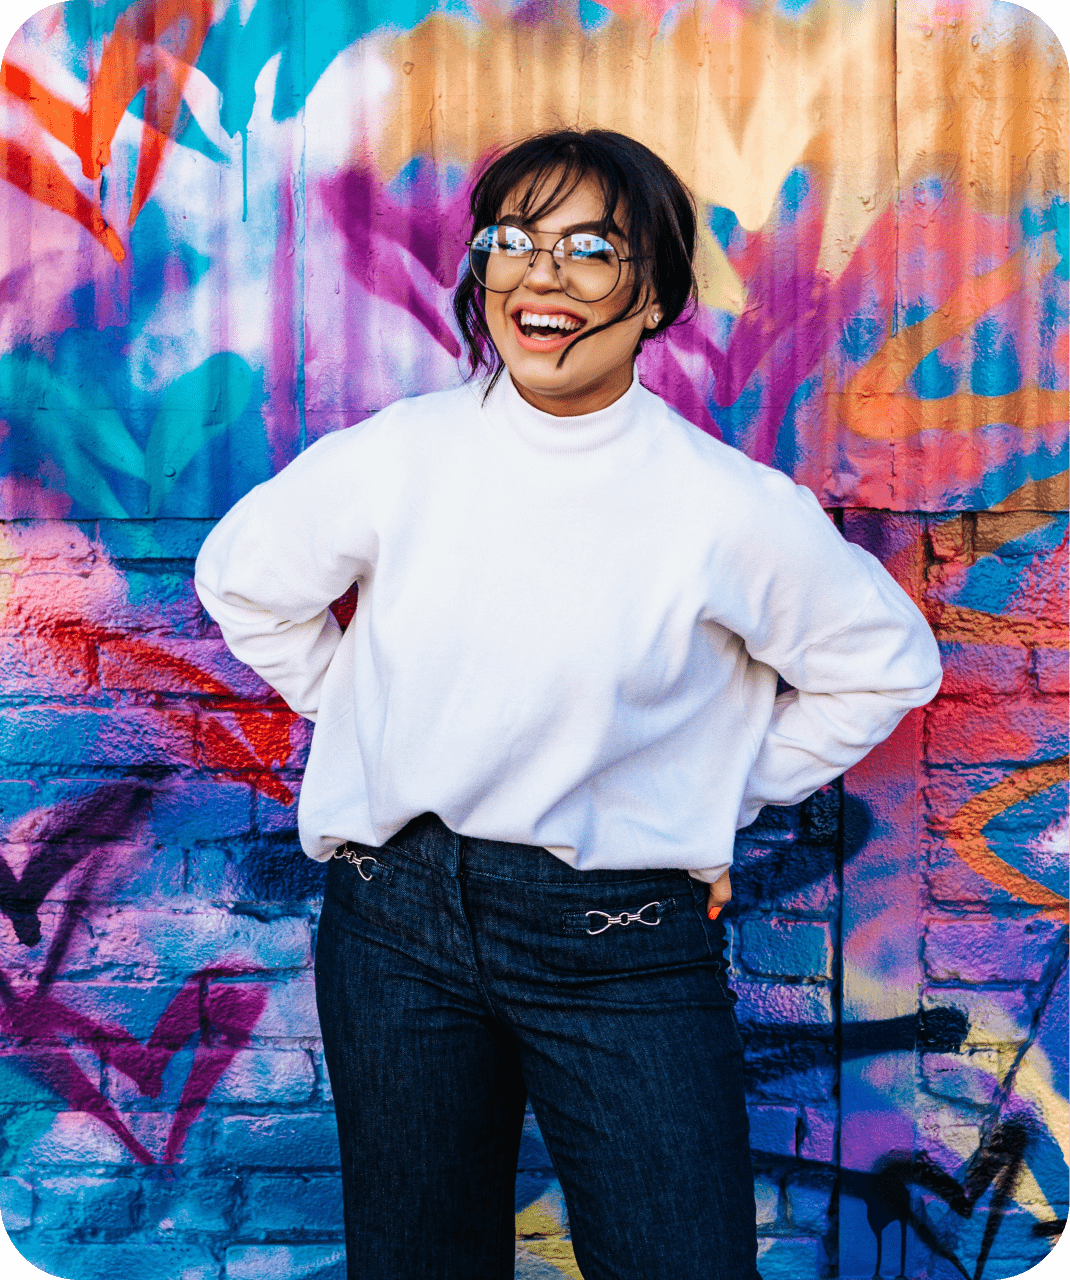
[194,128,943,1280]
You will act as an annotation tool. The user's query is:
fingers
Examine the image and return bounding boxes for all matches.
[706,868,732,920]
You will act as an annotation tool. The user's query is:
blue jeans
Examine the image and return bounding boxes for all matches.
[314,813,760,1279]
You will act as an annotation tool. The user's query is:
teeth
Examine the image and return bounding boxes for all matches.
[518,311,582,332]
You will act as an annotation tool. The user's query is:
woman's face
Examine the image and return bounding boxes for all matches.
[481,175,660,417]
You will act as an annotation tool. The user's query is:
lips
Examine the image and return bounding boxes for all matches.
[510,306,587,353]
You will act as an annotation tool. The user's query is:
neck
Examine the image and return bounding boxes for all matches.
[509,361,635,417]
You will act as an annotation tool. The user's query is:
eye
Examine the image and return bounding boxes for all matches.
[561,233,615,264]
[498,225,534,256]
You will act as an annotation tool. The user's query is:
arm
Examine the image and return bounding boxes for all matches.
[194,426,379,721]
[737,565,942,826]
[705,467,942,828]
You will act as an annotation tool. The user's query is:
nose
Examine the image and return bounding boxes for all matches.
[522,247,563,291]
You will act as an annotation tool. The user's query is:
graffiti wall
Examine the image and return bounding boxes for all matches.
[0,2,1066,1278]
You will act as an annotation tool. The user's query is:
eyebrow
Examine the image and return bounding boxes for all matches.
[500,215,624,239]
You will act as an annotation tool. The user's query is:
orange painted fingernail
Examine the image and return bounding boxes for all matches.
[708,906,722,920]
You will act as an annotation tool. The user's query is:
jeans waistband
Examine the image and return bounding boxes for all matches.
[373,812,691,886]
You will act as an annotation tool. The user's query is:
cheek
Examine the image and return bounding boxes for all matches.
[484,296,509,341]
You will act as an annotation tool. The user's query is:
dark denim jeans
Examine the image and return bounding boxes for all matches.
[314,813,760,1280]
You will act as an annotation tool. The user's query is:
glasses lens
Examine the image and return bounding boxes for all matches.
[469,225,534,292]
[556,233,621,301]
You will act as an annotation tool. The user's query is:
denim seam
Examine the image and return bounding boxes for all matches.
[463,869,692,888]
[688,876,717,961]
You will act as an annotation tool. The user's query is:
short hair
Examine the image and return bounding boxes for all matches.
[452,129,698,387]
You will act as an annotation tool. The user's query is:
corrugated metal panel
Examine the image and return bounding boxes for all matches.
[0,2,1065,515]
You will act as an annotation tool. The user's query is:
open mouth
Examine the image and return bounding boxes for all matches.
[512,309,586,345]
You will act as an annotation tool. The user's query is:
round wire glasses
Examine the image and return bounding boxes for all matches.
[466,224,634,303]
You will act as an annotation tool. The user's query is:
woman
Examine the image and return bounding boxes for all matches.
[194,130,941,1280]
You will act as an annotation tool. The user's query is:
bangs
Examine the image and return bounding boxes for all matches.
[495,155,625,241]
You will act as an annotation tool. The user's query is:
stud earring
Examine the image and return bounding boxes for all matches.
[651,312,661,325]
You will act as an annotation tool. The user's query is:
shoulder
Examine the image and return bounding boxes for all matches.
[284,382,482,471]
[648,391,819,518]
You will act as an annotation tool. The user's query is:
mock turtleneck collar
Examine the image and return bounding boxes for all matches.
[486,367,643,455]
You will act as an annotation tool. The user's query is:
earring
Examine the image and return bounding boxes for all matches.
[651,312,661,325]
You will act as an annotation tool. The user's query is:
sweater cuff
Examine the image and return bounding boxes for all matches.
[687,864,731,883]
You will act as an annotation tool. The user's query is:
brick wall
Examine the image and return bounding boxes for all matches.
[1,510,1065,1279]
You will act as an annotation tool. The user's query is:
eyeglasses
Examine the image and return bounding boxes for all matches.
[466,224,636,303]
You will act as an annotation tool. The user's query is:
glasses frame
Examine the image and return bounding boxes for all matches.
[465,223,641,304]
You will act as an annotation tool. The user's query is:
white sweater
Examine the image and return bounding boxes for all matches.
[194,370,942,876]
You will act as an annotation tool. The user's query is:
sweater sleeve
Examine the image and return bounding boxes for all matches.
[193,426,379,721]
[703,467,942,828]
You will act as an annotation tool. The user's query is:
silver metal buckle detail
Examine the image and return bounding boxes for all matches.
[584,900,663,935]
[333,847,382,881]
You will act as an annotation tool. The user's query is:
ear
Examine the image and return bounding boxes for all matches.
[644,307,662,330]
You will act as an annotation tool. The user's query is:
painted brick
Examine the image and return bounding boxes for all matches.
[927,515,971,564]
[755,1235,825,1280]
[213,1049,316,1105]
[743,803,803,843]
[1031,647,1069,693]
[515,1248,572,1280]
[920,1050,1003,1107]
[150,779,255,846]
[925,695,1067,766]
[753,1174,780,1227]
[966,1209,1062,1277]
[103,1043,207,1113]
[785,1174,834,1232]
[0,707,196,768]
[798,1106,836,1163]
[973,510,1066,557]
[733,981,834,1027]
[97,636,271,699]
[225,1244,346,1279]
[518,1111,552,1172]
[17,1242,222,1280]
[24,982,193,1042]
[314,1052,334,1106]
[121,569,208,631]
[936,641,1030,695]
[0,1052,101,1104]
[920,986,1034,1047]
[139,1172,238,1235]
[253,978,323,1041]
[216,1114,340,1169]
[739,920,833,980]
[747,1105,797,1157]
[56,907,311,979]
[0,778,45,823]
[744,1044,835,1106]
[0,634,95,695]
[15,1111,132,1167]
[0,1175,33,1231]
[917,1107,984,1175]
[773,867,837,914]
[34,1173,137,1232]
[94,520,217,562]
[185,845,260,901]
[922,765,1008,828]
[801,786,840,843]
[254,791,306,835]
[923,918,1061,983]
[189,840,324,905]
[923,831,1021,907]
[238,1173,344,1234]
